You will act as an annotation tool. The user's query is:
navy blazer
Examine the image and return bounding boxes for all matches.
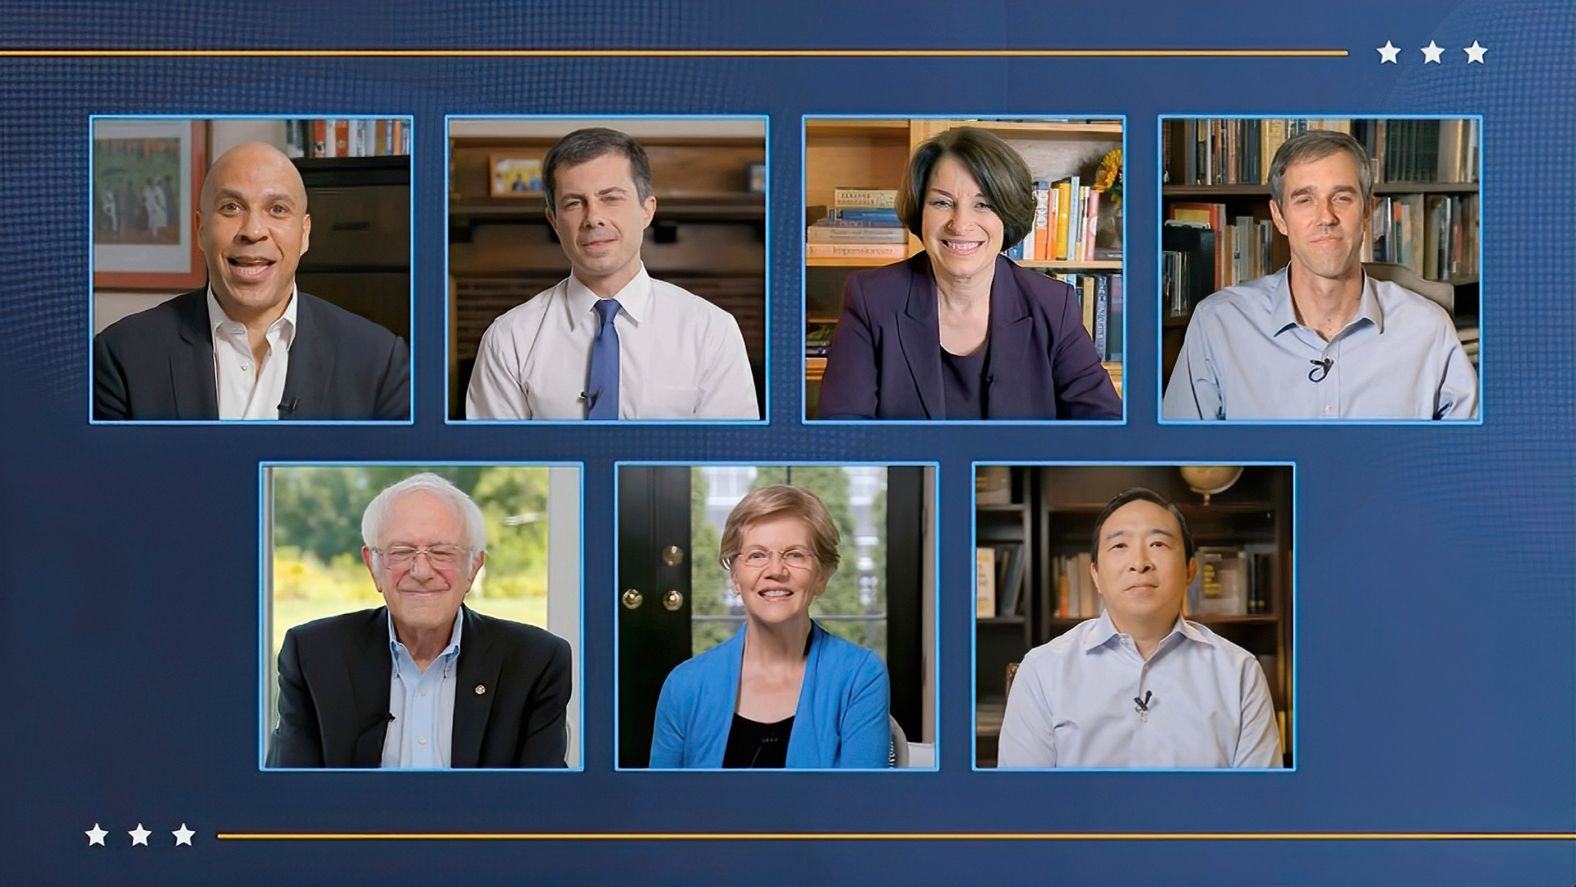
[266,606,573,768]
[92,288,409,420]
[817,253,1121,420]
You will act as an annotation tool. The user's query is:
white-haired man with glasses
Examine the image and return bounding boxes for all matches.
[267,473,571,768]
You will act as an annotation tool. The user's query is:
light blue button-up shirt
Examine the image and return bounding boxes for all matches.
[381,613,463,769]
[997,612,1282,768]
[1163,267,1478,420]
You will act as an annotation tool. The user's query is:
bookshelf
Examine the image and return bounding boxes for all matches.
[974,465,1294,768]
[447,122,767,417]
[292,151,411,342]
[804,118,1125,416]
[1160,117,1480,388]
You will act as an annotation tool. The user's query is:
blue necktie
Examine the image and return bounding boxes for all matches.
[586,298,621,419]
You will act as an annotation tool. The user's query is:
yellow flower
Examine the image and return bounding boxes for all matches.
[1093,147,1123,194]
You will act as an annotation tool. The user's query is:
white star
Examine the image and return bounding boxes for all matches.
[1422,41,1444,64]
[85,823,108,847]
[1377,40,1400,63]
[172,823,195,847]
[1464,40,1486,64]
[129,823,151,847]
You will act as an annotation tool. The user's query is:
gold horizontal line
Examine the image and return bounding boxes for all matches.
[0,48,1346,59]
[215,832,1574,842]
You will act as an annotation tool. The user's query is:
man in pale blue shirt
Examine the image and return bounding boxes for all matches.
[1162,130,1478,420]
[268,473,572,768]
[997,488,1282,768]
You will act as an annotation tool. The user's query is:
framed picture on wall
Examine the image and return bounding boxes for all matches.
[91,118,208,290]
[489,154,544,197]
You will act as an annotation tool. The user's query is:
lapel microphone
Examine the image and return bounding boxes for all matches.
[1133,690,1153,717]
[277,397,301,416]
[1308,357,1334,383]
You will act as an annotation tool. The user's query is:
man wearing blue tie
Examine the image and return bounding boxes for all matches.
[466,128,759,420]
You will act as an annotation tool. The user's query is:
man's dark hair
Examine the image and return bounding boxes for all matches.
[542,127,655,211]
[895,126,1036,248]
[1089,487,1195,563]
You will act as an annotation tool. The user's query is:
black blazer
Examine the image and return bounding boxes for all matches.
[817,253,1121,420]
[92,288,409,420]
[266,606,573,768]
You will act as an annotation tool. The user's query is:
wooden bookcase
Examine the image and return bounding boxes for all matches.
[447,121,766,418]
[1160,117,1480,389]
[974,465,1295,768]
[804,118,1124,417]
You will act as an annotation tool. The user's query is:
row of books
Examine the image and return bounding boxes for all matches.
[975,545,1028,619]
[1039,545,1275,622]
[282,118,412,159]
[1048,272,1123,364]
[806,192,906,259]
[1166,118,1478,187]
[1004,178,1104,263]
[1369,193,1480,281]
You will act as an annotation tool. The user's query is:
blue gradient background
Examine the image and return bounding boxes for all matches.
[1,1,1571,883]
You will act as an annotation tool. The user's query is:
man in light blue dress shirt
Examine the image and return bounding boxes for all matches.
[997,489,1282,768]
[1162,130,1478,420]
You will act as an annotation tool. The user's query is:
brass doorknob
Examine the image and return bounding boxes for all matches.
[662,589,684,611]
[662,545,685,566]
[621,588,643,610]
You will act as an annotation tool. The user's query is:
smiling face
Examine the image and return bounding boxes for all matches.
[361,490,483,643]
[546,151,656,296]
[1269,150,1370,284]
[1089,499,1197,634]
[920,154,1006,286]
[196,142,311,322]
[730,514,827,630]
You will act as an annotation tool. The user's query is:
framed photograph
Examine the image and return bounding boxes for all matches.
[92,119,208,290]
[490,154,543,197]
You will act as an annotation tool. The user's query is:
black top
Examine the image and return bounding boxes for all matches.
[940,342,989,419]
[722,714,795,768]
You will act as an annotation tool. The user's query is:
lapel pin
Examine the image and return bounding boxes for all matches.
[474,684,486,695]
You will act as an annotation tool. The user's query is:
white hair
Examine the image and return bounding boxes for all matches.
[360,472,487,553]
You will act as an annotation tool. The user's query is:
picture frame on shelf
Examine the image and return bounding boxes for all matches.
[489,154,543,197]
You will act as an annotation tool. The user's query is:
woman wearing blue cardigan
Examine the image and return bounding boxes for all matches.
[649,484,891,769]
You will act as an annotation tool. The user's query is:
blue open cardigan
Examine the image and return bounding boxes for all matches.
[648,622,891,769]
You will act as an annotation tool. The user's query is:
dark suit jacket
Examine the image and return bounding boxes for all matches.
[817,253,1122,420]
[92,288,409,420]
[266,606,573,768]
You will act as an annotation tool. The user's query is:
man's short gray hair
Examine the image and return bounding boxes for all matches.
[1267,129,1375,209]
[360,472,487,553]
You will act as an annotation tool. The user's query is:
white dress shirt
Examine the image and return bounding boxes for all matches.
[465,266,758,420]
[206,287,297,420]
[997,611,1283,768]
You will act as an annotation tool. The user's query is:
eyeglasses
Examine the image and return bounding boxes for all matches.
[374,545,470,568]
[727,548,817,571]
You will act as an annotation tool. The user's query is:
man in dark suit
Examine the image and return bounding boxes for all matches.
[92,141,408,421]
[267,473,573,768]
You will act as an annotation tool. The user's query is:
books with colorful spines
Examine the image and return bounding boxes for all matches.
[1068,178,1082,259]
[1092,275,1109,358]
[1169,202,1227,290]
[1032,181,1050,261]
[1080,276,1095,341]
[830,207,901,223]
[333,120,350,157]
[1053,179,1072,259]
[311,119,330,158]
[806,223,908,244]
[976,548,997,618]
[1106,274,1123,362]
[805,242,906,260]
[1162,221,1216,314]
[1082,189,1100,262]
[833,188,897,209]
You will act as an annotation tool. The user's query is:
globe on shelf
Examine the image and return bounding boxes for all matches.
[1178,465,1244,506]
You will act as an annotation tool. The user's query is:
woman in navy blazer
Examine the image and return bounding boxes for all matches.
[649,485,891,769]
[818,127,1122,421]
